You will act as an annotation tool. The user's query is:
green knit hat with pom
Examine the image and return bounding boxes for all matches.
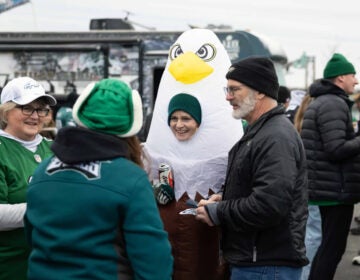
[72,79,143,137]
[323,53,356,79]
[167,93,202,125]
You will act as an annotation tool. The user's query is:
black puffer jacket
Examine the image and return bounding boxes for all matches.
[301,79,360,203]
[217,106,308,268]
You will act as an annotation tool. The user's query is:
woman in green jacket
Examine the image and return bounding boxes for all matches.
[0,76,56,280]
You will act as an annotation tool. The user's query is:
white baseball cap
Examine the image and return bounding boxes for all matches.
[1,77,57,106]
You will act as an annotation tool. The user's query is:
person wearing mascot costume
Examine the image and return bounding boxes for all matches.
[143,28,243,280]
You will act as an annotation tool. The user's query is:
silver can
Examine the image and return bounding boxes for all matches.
[159,163,174,188]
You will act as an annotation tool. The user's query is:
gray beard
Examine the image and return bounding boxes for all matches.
[232,90,257,120]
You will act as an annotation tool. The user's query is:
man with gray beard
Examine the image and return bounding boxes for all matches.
[196,57,309,280]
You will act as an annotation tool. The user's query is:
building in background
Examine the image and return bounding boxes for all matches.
[0,21,288,140]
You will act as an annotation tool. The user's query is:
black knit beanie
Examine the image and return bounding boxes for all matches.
[225,57,279,100]
[277,85,291,104]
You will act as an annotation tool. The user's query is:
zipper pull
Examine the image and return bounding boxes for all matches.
[253,246,257,262]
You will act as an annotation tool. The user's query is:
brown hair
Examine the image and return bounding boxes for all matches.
[294,94,313,133]
[40,108,57,139]
[124,136,144,169]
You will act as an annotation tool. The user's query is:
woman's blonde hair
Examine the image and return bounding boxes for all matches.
[0,102,16,129]
[294,94,313,133]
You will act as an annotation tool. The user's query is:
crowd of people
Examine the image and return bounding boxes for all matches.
[1,28,360,280]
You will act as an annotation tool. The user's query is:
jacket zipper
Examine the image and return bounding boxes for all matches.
[253,246,257,262]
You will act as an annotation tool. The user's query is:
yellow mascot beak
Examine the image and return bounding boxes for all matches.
[168,52,214,84]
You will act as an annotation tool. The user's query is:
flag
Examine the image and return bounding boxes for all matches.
[0,0,30,14]
[292,52,309,69]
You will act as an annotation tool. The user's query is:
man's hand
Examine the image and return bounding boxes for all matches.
[198,193,222,207]
[195,206,214,226]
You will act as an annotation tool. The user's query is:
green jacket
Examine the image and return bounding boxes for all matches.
[25,127,173,280]
[0,135,52,280]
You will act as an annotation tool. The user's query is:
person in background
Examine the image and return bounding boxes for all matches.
[24,78,173,280]
[0,76,56,280]
[293,93,321,280]
[39,108,57,139]
[300,53,360,279]
[286,89,306,123]
[277,85,291,109]
[349,94,360,265]
[352,94,360,136]
[349,94,360,239]
[55,106,76,130]
[52,85,78,118]
[293,93,312,132]
[55,89,78,130]
[196,57,309,280]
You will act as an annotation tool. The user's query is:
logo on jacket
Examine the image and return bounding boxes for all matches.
[46,157,101,179]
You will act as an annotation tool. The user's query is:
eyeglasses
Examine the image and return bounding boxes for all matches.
[223,86,241,97]
[16,105,50,117]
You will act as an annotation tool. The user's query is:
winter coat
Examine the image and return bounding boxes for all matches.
[301,79,360,203]
[215,106,308,268]
[24,127,173,280]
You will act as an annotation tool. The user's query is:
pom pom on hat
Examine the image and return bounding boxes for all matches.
[226,56,279,100]
[168,93,202,126]
[323,53,356,79]
[72,79,143,137]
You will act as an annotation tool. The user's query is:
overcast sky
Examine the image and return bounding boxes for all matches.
[0,0,359,88]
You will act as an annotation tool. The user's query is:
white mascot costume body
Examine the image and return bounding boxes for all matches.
[144,28,243,200]
[143,28,243,280]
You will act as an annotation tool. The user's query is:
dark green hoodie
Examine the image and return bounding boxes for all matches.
[25,127,173,280]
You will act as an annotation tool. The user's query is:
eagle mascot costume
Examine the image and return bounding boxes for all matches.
[143,28,243,280]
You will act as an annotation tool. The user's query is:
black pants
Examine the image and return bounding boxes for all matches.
[308,204,354,280]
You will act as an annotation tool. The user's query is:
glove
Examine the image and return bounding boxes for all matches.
[153,183,175,205]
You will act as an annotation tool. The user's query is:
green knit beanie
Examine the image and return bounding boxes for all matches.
[167,93,202,125]
[72,79,143,137]
[323,53,356,79]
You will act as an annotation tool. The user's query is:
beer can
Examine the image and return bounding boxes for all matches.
[159,163,174,188]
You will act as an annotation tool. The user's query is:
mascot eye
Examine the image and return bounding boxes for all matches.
[196,44,216,62]
[169,44,184,60]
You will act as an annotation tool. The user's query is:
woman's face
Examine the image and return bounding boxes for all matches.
[4,100,50,141]
[169,110,199,141]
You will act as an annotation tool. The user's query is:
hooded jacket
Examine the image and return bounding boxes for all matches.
[301,79,360,203]
[208,106,308,268]
[24,126,173,280]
